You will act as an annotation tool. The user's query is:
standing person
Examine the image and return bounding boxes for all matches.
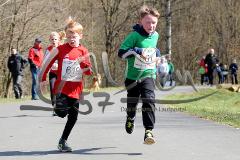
[198,56,208,85]
[216,63,224,84]
[28,38,44,100]
[44,32,63,106]
[157,57,169,87]
[40,17,92,152]
[167,57,174,86]
[118,5,160,145]
[229,59,238,84]
[204,48,218,86]
[222,64,229,83]
[7,48,28,99]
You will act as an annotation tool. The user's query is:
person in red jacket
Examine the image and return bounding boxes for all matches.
[198,56,208,85]
[40,17,92,152]
[28,38,44,100]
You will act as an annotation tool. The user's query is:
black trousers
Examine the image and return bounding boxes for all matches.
[207,69,214,85]
[12,74,23,99]
[124,78,155,130]
[200,74,205,85]
[169,73,174,86]
[55,94,79,141]
[49,72,57,106]
[231,73,238,84]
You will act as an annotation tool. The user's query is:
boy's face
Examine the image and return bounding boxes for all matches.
[140,14,158,34]
[66,31,82,47]
[50,35,60,47]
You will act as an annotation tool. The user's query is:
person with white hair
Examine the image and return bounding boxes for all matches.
[157,56,169,87]
[204,48,218,85]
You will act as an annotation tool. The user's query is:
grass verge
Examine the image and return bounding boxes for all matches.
[165,88,240,128]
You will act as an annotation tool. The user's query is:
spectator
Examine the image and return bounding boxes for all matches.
[7,48,28,99]
[198,56,208,85]
[222,64,229,83]
[167,56,174,86]
[157,57,169,87]
[28,38,44,100]
[229,59,238,84]
[216,63,224,84]
[204,48,218,86]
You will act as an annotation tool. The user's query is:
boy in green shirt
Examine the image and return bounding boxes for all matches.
[118,5,160,145]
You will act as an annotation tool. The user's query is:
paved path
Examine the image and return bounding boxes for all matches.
[0,86,239,160]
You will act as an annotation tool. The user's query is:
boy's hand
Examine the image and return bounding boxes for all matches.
[77,57,85,63]
[140,54,147,61]
[52,63,58,70]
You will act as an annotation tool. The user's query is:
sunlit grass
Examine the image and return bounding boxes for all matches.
[165,88,240,128]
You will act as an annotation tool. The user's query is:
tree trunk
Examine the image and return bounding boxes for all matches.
[165,0,171,55]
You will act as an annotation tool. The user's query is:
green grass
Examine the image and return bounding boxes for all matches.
[165,88,240,128]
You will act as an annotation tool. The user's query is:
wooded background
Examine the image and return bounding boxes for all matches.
[0,0,239,98]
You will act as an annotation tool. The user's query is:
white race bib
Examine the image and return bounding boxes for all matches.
[61,58,82,82]
[134,48,157,70]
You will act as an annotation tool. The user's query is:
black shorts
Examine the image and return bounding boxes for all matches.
[55,93,79,118]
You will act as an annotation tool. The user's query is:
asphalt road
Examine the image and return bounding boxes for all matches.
[0,86,239,160]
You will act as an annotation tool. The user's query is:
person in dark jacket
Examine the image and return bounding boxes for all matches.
[7,48,28,99]
[204,48,218,85]
[229,59,238,84]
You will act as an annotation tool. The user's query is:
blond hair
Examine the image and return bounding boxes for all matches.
[139,5,160,19]
[49,32,60,39]
[65,17,83,35]
[58,31,66,41]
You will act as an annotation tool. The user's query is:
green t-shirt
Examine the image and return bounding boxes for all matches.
[120,31,159,80]
[168,62,174,73]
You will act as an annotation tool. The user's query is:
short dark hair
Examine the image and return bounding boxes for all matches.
[35,37,42,43]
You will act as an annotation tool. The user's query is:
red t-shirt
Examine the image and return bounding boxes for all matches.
[42,43,92,99]
[45,45,58,74]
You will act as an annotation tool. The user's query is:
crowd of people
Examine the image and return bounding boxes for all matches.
[198,48,238,85]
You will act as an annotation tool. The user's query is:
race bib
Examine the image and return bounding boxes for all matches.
[134,48,157,70]
[61,58,82,82]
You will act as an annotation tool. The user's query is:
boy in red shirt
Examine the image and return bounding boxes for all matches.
[40,18,92,152]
